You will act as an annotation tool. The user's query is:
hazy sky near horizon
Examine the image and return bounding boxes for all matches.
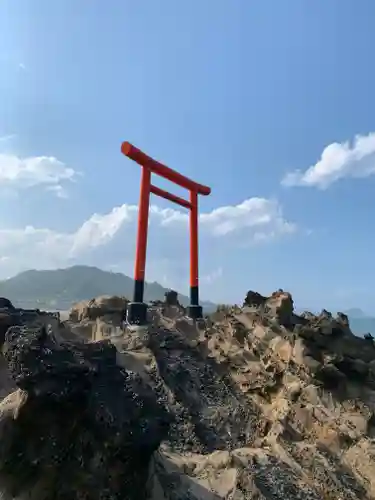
[1,0,375,312]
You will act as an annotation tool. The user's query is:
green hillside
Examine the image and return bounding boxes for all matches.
[0,265,216,312]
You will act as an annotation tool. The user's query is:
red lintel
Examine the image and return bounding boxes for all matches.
[150,184,192,210]
[121,142,211,196]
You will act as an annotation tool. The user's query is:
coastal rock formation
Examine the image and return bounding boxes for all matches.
[0,290,374,498]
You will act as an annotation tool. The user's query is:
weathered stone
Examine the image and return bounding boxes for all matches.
[69,295,129,322]
[243,290,267,307]
[0,288,374,499]
[0,324,171,499]
[267,290,294,326]
[164,289,179,306]
[337,312,350,328]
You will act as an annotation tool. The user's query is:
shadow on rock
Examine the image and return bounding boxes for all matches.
[146,325,264,454]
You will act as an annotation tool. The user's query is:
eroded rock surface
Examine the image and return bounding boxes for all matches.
[0,324,170,500]
[0,290,375,499]
[67,295,128,342]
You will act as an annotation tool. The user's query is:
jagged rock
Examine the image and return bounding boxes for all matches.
[0,289,375,498]
[69,295,129,322]
[164,290,179,306]
[243,290,267,307]
[337,311,350,327]
[0,300,61,346]
[267,290,294,326]
[0,298,14,310]
[243,289,294,326]
[151,447,328,499]
[305,309,353,337]
[0,310,16,346]
[0,324,171,499]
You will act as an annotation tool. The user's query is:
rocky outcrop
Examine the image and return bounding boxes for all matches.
[67,295,129,342]
[0,324,170,500]
[164,289,179,306]
[0,290,375,498]
[243,289,295,326]
[69,295,129,322]
[0,299,61,347]
[0,300,64,401]
[152,290,375,498]
[150,291,185,320]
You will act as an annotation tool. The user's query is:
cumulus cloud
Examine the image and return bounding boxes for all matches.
[155,197,296,239]
[0,197,296,279]
[0,152,79,197]
[70,205,137,256]
[200,198,296,238]
[282,132,375,189]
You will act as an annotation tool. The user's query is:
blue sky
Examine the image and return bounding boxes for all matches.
[1,0,375,312]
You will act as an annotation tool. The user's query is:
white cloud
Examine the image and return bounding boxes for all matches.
[154,197,296,239]
[0,197,296,279]
[282,132,375,189]
[70,205,137,256]
[0,152,79,197]
[200,198,296,237]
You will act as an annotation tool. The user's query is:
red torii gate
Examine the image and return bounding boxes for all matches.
[121,141,211,324]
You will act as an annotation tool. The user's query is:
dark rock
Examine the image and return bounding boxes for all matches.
[0,302,58,348]
[334,357,369,381]
[164,290,179,306]
[0,324,171,500]
[314,364,347,391]
[336,312,350,328]
[0,298,14,310]
[243,291,267,307]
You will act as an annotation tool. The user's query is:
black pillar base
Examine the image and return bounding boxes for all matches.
[187,304,203,320]
[126,302,148,325]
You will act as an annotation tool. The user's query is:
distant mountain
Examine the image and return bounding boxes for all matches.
[343,308,367,319]
[0,266,216,312]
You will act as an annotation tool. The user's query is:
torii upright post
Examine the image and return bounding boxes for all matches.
[121,142,211,325]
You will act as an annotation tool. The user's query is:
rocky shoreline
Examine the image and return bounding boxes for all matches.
[0,290,374,498]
